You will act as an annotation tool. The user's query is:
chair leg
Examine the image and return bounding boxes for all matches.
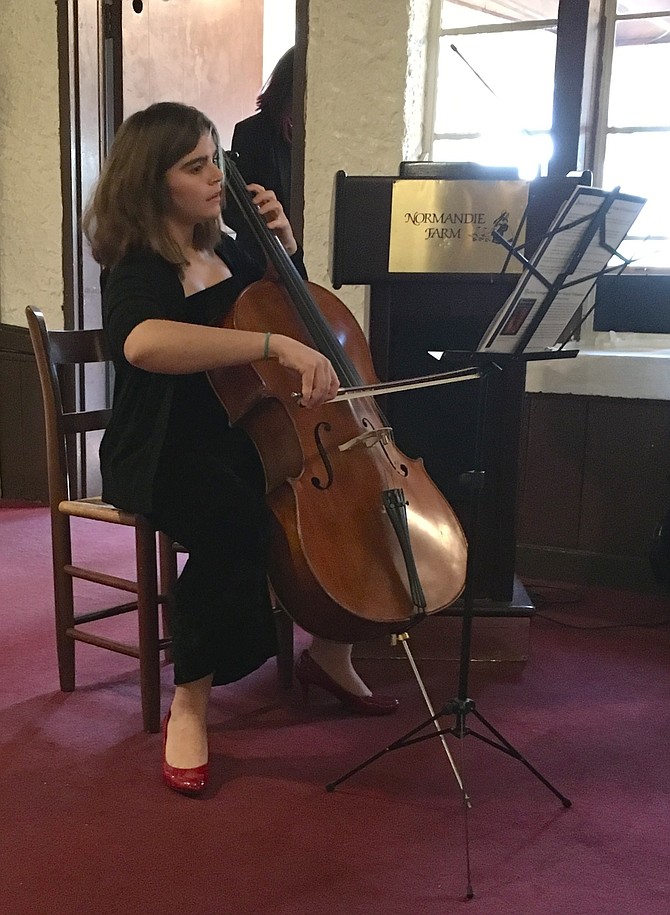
[274,606,294,689]
[135,519,162,733]
[269,582,294,688]
[158,532,176,664]
[52,511,76,692]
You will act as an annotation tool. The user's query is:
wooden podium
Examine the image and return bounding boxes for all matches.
[332,169,588,616]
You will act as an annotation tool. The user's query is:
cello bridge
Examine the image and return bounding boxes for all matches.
[338,427,392,452]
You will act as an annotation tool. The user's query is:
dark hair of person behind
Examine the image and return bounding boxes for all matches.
[256,46,294,141]
[82,101,223,272]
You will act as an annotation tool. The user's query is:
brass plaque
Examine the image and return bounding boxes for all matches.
[388,179,528,274]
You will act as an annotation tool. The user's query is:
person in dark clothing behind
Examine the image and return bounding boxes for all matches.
[224,46,294,265]
[82,101,398,799]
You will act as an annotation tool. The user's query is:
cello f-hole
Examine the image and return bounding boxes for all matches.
[361,416,409,478]
[311,422,334,490]
[379,440,409,478]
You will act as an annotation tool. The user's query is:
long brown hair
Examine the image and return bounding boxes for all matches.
[257,47,294,142]
[83,102,222,270]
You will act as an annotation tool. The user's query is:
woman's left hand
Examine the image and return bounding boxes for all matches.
[247,184,297,256]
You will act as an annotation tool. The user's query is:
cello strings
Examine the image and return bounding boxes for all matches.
[222,151,361,387]
[222,152,403,433]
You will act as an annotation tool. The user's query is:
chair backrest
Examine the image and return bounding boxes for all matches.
[26,306,112,505]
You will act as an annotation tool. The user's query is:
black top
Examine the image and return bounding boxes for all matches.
[164,277,246,452]
[100,233,305,515]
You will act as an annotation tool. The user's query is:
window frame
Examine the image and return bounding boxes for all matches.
[590,0,670,275]
[426,0,670,273]
[424,0,670,358]
[423,2,561,171]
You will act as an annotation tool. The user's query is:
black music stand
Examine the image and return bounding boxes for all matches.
[326,352,573,902]
[326,183,646,898]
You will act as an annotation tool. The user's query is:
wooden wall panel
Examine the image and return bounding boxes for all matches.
[517,392,670,588]
[580,398,670,556]
[0,325,47,502]
[517,393,587,548]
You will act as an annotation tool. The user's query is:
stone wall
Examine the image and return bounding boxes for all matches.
[302,0,429,329]
[0,0,63,329]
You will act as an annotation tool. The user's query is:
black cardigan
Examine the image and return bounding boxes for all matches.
[100,234,305,515]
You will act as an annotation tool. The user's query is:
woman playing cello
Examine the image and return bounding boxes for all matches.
[82,102,399,798]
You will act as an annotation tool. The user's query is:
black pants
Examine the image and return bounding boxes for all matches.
[148,430,277,686]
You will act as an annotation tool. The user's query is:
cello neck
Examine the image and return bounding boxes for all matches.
[221,151,362,387]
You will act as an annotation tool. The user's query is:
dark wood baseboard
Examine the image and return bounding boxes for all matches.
[516,543,665,593]
[0,323,48,501]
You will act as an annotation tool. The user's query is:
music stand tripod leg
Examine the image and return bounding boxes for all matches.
[465,707,572,807]
[325,699,465,793]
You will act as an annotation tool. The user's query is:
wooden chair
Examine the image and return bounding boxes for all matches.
[27,306,176,732]
[27,307,294,732]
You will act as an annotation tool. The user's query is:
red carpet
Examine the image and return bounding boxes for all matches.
[1,503,669,914]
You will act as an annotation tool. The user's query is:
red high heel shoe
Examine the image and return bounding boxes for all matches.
[162,711,208,796]
[295,650,399,716]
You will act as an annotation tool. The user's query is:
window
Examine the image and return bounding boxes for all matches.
[596,1,670,269]
[428,1,559,179]
[428,0,670,270]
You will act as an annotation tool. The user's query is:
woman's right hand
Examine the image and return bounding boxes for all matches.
[269,334,340,408]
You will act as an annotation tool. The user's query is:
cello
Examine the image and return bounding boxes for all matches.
[208,155,472,643]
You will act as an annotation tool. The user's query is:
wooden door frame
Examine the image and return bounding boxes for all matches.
[292,0,307,246]
[56,0,82,334]
[57,0,122,333]
[56,0,122,495]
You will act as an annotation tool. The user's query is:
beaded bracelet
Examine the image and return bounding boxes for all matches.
[263,331,272,360]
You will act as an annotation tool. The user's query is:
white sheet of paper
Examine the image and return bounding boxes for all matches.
[476,187,646,354]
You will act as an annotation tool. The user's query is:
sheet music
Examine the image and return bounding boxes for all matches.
[476,187,646,354]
